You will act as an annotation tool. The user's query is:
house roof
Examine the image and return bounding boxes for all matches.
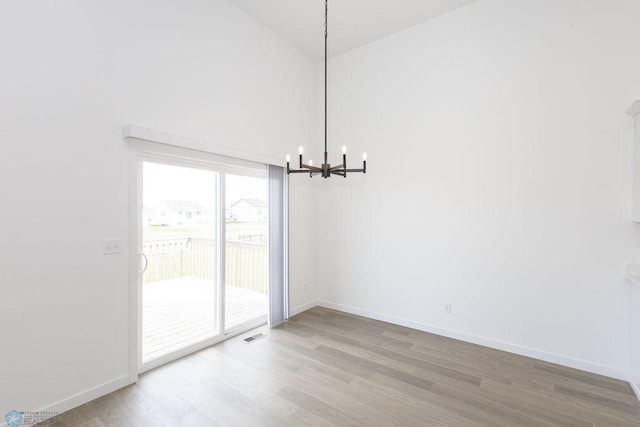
[230,198,268,209]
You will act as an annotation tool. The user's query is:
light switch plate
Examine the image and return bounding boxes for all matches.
[103,238,121,255]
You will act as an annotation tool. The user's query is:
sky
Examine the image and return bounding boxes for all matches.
[143,162,267,210]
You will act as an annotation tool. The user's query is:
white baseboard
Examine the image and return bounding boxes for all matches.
[316,300,629,381]
[631,379,640,402]
[7,375,133,426]
[289,301,317,317]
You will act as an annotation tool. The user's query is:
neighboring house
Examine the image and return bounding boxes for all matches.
[149,201,211,227]
[228,198,268,222]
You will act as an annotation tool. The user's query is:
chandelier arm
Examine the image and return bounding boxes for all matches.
[300,164,323,172]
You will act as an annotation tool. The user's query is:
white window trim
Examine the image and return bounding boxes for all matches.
[122,125,286,168]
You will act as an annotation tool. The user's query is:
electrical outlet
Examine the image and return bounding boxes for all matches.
[443,303,452,314]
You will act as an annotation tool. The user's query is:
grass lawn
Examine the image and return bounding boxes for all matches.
[144,222,268,242]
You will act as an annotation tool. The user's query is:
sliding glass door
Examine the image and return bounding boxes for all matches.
[225,174,269,333]
[138,156,269,369]
[141,161,220,364]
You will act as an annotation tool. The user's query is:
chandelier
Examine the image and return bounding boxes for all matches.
[286,0,367,178]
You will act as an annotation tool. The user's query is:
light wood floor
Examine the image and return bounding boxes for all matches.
[47,307,640,426]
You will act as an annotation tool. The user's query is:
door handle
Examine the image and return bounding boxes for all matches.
[140,253,148,274]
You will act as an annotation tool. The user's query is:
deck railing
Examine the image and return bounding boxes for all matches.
[143,238,268,294]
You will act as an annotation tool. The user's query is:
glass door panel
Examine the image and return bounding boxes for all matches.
[225,174,269,332]
[142,161,219,363]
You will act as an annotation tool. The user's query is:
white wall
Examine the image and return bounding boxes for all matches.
[317,0,640,378]
[0,0,317,416]
[289,178,320,314]
[632,282,640,395]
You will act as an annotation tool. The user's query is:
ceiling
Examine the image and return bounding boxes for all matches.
[229,0,478,60]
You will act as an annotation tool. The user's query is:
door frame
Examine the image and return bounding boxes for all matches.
[128,141,269,379]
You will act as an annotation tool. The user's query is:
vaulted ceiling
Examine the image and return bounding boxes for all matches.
[228,0,478,60]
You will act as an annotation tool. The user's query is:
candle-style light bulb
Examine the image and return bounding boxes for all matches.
[309,159,313,166]
[363,152,367,161]
[342,145,347,154]
[286,154,290,163]
[298,146,304,154]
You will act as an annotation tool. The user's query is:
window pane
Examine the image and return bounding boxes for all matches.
[142,161,218,363]
[225,174,269,331]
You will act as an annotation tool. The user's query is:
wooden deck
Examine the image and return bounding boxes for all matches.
[143,277,267,363]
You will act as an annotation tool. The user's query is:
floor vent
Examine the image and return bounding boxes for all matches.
[244,333,266,343]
